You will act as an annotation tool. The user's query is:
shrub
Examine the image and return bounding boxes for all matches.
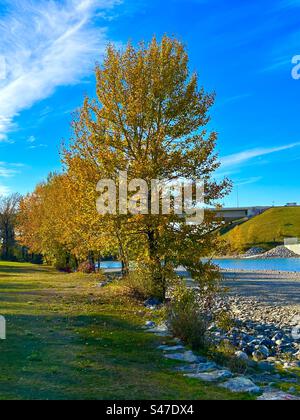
[215,309,235,332]
[78,261,96,274]
[123,268,158,301]
[167,284,209,350]
[54,260,72,273]
[208,341,248,374]
[124,259,177,301]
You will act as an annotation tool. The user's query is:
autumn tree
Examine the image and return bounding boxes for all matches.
[18,172,118,268]
[18,174,78,268]
[228,225,244,254]
[64,36,230,299]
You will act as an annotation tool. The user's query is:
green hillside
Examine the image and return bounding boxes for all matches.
[223,207,300,252]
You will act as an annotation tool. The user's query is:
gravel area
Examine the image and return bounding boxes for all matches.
[221,270,300,306]
[191,270,300,368]
[255,246,300,259]
[241,247,265,258]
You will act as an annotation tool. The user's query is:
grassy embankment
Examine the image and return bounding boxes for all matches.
[223,207,300,251]
[0,261,252,400]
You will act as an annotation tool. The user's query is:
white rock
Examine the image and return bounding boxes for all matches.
[158,345,185,351]
[147,323,169,336]
[196,362,218,372]
[221,377,261,394]
[186,370,232,382]
[257,391,300,401]
[164,351,199,363]
[235,351,249,361]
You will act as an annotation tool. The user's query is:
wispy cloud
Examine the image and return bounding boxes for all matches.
[0,0,121,142]
[236,176,263,186]
[0,161,22,177]
[0,161,25,195]
[220,142,300,169]
[214,93,253,110]
[262,0,300,73]
[28,143,48,150]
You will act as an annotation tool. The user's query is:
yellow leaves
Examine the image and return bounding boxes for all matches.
[19,36,230,274]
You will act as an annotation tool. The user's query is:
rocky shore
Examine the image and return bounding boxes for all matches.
[143,258,300,399]
[208,295,300,369]
[145,294,300,399]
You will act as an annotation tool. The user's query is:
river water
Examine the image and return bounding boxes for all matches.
[211,258,300,272]
[100,258,300,272]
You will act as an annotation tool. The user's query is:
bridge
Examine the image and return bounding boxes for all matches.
[212,206,271,223]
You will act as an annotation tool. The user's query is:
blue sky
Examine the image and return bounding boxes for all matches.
[0,0,300,207]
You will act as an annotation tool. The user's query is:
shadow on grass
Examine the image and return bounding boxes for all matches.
[0,264,57,276]
[0,312,249,401]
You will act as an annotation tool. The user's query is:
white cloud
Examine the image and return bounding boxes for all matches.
[220,142,300,169]
[0,162,21,177]
[0,0,121,141]
[236,176,263,186]
[28,143,48,150]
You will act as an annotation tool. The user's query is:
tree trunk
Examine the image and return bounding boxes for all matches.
[147,229,166,301]
[115,227,129,277]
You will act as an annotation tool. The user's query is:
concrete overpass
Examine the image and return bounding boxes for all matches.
[212,206,271,223]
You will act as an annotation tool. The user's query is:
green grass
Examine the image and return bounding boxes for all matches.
[0,261,251,400]
[224,207,300,251]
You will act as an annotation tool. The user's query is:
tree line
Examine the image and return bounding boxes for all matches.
[0,193,41,263]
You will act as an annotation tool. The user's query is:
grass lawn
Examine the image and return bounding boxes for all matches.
[224,206,300,250]
[0,261,251,400]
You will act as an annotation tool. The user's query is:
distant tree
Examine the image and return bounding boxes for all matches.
[18,174,75,268]
[246,225,259,248]
[0,193,21,260]
[18,173,113,269]
[229,226,244,253]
